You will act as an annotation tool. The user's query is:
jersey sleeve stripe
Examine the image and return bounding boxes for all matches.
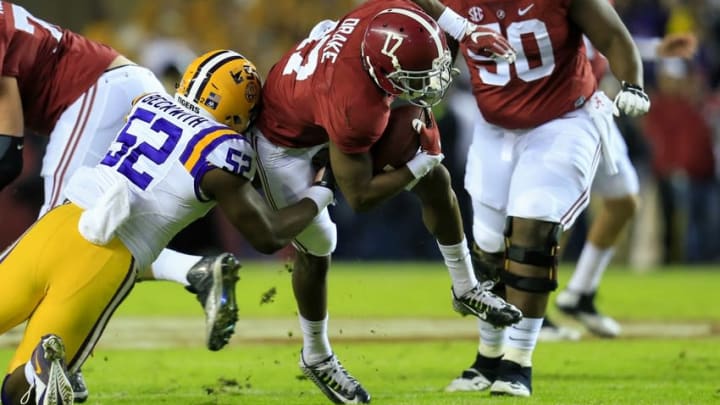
[186,133,247,202]
[179,125,232,163]
[183,131,244,176]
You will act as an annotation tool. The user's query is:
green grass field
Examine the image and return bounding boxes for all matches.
[2,262,719,404]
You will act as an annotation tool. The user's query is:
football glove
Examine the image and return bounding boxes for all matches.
[462,24,517,64]
[412,108,442,155]
[613,81,650,117]
[406,116,444,190]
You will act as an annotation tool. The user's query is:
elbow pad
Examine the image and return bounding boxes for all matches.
[0,135,23,190]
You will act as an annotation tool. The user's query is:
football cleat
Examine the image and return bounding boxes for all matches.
[452,282,522,327]
[300,352,370,404]
[556,290,621,337]
[489,359,532,397]
[24,334,74,405]
[538,317,581,342]
[445,353,501,392]
[186,253,241,351]
[68,370,88,403]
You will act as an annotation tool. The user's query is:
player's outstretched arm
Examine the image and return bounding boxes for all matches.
[0,76,25,190]
[201,168,333,254]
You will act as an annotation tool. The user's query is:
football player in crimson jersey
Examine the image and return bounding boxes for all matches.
[440,0,650,397]
[0,3,247,401]
[253,0,522,403]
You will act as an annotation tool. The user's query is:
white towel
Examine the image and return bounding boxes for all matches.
[585,93,618,175]
[78,179,131,245]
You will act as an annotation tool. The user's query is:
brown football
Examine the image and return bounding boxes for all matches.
[371,105,424,174]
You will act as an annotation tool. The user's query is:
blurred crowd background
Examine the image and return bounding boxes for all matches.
[3,0,720,267]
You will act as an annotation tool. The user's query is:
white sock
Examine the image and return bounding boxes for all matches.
[477,319,506,358]
[300,314,332,365]
[151,249,202,285]
[567,242,615,293]
[438,238,477,296]
[504,317,543,367]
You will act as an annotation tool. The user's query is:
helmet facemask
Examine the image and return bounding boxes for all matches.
[388,50,453,107]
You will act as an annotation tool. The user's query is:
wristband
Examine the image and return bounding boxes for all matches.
[406,151,444,179]
[437,7,469,41]
[300,185,334,212]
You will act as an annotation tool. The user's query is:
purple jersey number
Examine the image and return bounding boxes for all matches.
[225,147,252,177]
[101,107,181,189]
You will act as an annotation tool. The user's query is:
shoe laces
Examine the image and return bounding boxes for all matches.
[19,384,33,405]
[461,283,507,310]
[311,356,360,395]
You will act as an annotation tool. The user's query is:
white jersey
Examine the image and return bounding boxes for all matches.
[65,92,256,269]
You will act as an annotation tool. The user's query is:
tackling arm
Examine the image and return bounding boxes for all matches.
[201,168,331,254]
[0,76,25,191]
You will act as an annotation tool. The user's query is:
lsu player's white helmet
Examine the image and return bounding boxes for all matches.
[176,49,262,133]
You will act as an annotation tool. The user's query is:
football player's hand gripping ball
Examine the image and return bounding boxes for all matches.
[406,109,444,190]
[462,24,516,63]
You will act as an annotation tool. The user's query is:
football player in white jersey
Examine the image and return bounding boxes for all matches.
[0,50,335,405]
[0,4,255,400]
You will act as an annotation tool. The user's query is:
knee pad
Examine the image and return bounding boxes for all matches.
[292,212,337,257]
[500,217,562,293]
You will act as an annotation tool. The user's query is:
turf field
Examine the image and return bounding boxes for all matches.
[2,262,719,404]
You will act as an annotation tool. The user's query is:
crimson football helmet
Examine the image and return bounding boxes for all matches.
[361,8,453,107]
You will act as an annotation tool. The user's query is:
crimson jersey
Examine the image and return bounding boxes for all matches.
[584,36,609,83]
[257,0,423,154]
[0,2,117,134]
[444,0,596,128]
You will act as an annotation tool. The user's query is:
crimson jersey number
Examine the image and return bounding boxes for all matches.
[7,3,63,42]
[469,19,555,85]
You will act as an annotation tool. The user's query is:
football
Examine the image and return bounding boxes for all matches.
[371,105,424,174]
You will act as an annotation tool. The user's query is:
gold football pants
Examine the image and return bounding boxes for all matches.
[0,203,136,374]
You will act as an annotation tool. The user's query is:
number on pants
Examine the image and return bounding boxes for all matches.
[101,107,181,189]
[469,19,555,86]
